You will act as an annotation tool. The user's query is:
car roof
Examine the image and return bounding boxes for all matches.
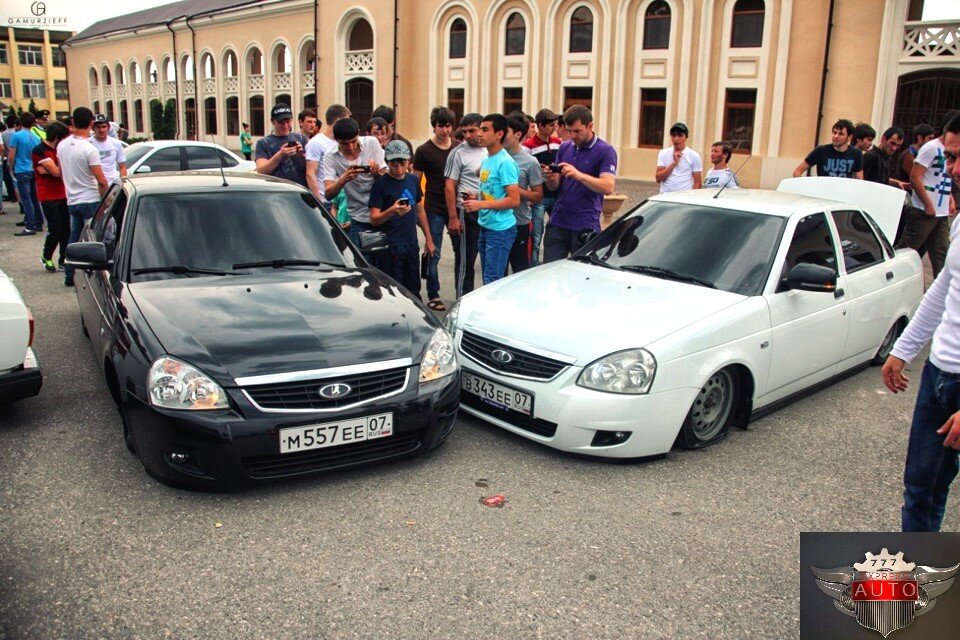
[649,188,846,218]
[123,171,305,194]
[131,140,227,149]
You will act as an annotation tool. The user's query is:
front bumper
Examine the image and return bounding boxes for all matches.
[124,367,460,487]
[459,361,697,458]
[0,348,42,404]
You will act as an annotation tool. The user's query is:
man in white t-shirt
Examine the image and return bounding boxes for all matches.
[655,122,702,193]
[306,103,350,208]
[90,113,127,184]
[898,109,958,279]
[59,107,109,287]
[703,141,739,189]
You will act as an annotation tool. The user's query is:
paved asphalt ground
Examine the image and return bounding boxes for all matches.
[0,181,955,639]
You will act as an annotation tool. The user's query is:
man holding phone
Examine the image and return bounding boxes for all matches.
[323,117,387,247]
[254,104,308,187]
[368,140,435,298]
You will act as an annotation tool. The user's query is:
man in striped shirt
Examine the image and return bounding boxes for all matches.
[523,109,562,266]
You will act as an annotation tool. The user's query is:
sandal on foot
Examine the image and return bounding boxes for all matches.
[427,299,447,312]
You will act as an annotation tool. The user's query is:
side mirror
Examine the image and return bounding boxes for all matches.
[785,263,837,293]
[135,165,152,174]
[358,230,389,253]
[65,242,112,270]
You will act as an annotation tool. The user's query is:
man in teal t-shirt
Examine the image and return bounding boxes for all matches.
[462,114,520,285]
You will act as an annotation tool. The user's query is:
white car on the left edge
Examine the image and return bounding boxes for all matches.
[445,178,923,460]
[123,140,256,174]
[0,269,42,404]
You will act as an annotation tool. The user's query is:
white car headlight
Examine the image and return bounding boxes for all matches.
[148,356,229,410]
[577,349,656,394]
[442,301,461,334]
[420,328,458,383]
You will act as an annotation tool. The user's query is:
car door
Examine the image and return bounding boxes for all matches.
[763,212,849,399]
[88,188,128,357]
[184,145,224,171]
[136,146,183,173]
[831,209,897,366]
[76,186,119,343]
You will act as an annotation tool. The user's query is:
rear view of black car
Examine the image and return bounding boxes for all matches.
[66,173,459,488]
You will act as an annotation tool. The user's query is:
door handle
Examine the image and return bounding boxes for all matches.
[886,271,894,281]
[834,288,845,299]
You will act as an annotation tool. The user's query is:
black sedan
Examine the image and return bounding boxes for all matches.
[66,173,460,488]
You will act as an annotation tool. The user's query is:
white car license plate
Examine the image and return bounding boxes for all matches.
[279,412,393,454]
[462,371,533,416]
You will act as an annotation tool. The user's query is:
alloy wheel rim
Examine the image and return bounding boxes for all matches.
[691,370,734,441]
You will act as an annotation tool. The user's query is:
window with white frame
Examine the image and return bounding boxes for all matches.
[54,80,69,100]
[0,79,11,99]
[18,45,43,66]
[0,44,8,64]
[22,79,46,98]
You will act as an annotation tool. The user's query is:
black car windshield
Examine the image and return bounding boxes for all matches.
[577,201,785,296]
[129,192,357,281]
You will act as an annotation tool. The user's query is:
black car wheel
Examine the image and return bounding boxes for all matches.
[118,399,137,454]
[676,368,737,450]
[872,319,904,365]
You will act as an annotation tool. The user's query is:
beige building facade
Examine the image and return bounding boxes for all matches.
[63,0,959,187]
[0,28,72,119]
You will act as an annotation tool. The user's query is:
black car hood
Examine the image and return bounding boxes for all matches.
[129,269,437,385]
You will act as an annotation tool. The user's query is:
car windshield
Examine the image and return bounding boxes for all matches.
[123,144,153,166]
[577,201,785,296]
[129,191,358,282]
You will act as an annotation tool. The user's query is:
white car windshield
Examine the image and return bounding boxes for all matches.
[576,201,785,296]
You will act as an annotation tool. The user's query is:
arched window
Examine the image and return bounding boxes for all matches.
[89,68,99,87]
[569,7,593,53]
[449,19,467,59]
[224,51,238,77]
[301,41,316,73]
[103,67,112,85]
[202,53,215,79]
[105,100,115,122]
[505,13,526,56]
[249,95,265,135]
[130,61,142,84]
[184,98,197,139]
[349,20,373,51]
[163,57,175,82]
[247,49,262,76]
[345,77,373,126]
[204,97,217,135]
[226,96,239,135]
[134,98,144,131]
[182,55,195,81]
[146,60,158,83]
[115,63,125,85]
[643,1,671,50]
[731,0,764,48]
[273,44,291,73]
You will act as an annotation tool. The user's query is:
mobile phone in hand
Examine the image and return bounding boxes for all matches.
[548,164,562,173]
[350,165,370,172]
[285,141,298,148]
[397,198,410,207]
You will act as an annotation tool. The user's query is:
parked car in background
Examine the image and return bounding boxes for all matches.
[0,269,42,404]
[66,172,459,488]
[123,140,255,174]
[446,179,922,459]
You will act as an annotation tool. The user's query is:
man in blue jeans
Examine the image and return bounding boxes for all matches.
[7,113,42,235]
[57,107,109,287]
[461,114,519,285]
[883,111,960,532]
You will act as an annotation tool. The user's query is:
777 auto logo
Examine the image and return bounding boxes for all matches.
[810,549,958,637]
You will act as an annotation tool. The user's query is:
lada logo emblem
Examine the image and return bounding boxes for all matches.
[491,349,514,364]
[318,383,351,399]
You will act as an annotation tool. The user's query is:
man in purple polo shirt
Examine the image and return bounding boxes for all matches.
[542,105,617,262]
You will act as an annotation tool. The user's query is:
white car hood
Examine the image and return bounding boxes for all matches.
[458,261,747,364]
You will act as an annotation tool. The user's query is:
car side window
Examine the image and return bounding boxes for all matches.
[90,185,119,232]
[217,149,239,167]
[831,210,884,273]
[185,145,222,170]
[778,213,838,291]
[141,147,182,172]
[95,191,127,260]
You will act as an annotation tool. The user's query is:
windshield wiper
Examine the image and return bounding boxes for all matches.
[568,254,620,270]
[232,259,343,270]
[131,265,248,277]
[619,265,717,289]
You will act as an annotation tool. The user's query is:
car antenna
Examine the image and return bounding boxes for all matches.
[217,142,229,187]
[713,153,752,199]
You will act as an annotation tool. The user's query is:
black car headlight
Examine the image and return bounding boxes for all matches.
[419,328,458,384]
[148,356,229,410]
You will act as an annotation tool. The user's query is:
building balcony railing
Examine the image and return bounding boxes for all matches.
[203,78,216,93]
[345,49,374,75]
[902,20,960,61]
[273,72,292,91]
[224,76,239,92]
[164,80,176,95]
[301,71,315,89]
[182,79,195,94]
[132,84,143,97]
[248,74,264,92]
[148,82,158,97]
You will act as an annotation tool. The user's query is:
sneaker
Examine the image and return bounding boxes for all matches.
[41,257,56,272]
[15,220,25,227]
[14,229,36,236]
[64,277,74,287]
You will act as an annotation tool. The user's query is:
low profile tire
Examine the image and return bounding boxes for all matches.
[118,400,137,455]
[676,368,737,450]
[872,320,904,365]
[80,316,89,338]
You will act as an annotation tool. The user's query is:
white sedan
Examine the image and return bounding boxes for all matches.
[123,140,256,174]
[445,179,923,458]
[0,269,42,404]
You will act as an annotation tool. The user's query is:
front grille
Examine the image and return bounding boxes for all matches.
[244,367,408,410]
[460,332,567,380]
[244,433,421,478]
[462,392,558,438]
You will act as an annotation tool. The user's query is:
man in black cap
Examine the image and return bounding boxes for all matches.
[254,103,308,187]
[655,122,702,192]
[32,109,49,140]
